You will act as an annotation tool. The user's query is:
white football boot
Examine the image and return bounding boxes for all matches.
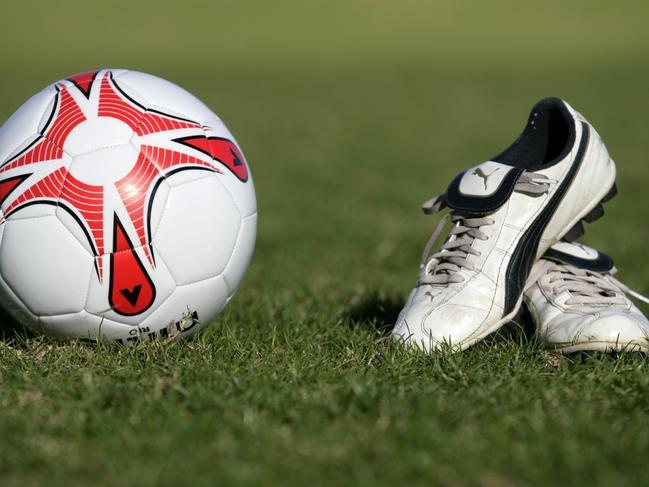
[392,97,617,351]
[525,241,649,353]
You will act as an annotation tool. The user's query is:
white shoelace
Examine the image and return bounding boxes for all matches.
[418,171,555,286]
[533,260,649,307]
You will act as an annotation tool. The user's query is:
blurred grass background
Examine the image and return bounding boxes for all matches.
[1,1,649,485]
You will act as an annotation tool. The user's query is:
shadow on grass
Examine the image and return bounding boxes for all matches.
[341,290,405,336]
[485,303,537,345]
[0,306,33,342]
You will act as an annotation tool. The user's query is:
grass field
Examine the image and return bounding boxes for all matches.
[1,1,649,485]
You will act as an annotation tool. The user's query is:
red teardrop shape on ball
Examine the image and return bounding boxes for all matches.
[108,214,156,316]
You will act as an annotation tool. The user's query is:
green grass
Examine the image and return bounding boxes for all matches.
[1,1,649,485]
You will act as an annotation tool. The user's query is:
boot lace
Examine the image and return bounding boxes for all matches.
[418,171,555,286]
[541,260,649,307]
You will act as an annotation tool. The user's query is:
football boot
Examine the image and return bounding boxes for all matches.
[524,241,649,353]
[392,97,617,351]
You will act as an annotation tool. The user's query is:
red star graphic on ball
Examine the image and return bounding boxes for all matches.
[0,70,248,316]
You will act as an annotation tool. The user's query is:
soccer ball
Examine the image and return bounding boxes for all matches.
[0,69,256,344]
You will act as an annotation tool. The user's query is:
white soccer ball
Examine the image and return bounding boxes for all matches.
[0,69,256,344]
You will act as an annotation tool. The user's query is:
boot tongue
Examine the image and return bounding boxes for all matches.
[544,241,615,273]
[445,161,524,214]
